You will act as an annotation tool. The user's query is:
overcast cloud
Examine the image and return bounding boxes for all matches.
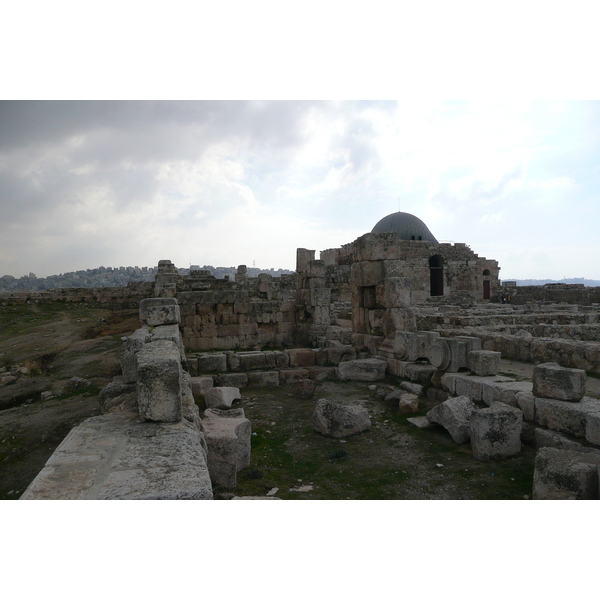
[1,100,599,280]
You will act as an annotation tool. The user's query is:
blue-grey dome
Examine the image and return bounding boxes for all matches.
[371,211,438,243]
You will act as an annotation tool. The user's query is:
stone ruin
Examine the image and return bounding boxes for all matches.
[20,211,600,499]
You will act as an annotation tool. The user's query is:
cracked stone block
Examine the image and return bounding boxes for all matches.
[139,297,180,326]
[136,340,183,423]
[532,362,586,402]
[468,350,501,376]
[469,403,523,461]
[426,395,476,444]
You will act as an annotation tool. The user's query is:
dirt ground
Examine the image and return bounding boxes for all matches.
[1,301,565,501]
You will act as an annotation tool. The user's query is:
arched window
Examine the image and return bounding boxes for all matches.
[483,269,491,276]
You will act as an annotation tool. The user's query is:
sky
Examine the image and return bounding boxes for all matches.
[1,100,599,280]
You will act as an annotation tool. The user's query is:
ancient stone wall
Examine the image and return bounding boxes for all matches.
[503,283,600,306]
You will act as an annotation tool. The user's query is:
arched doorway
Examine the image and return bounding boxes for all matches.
[429,255,443,296]
[483,269,491,299]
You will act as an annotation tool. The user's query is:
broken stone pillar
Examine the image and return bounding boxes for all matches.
[235,264,248,284]
[136,339,183,423]
[469,403,523,461]
[201,408,251,489]
[532,362,586,402]
[311,398,371,438]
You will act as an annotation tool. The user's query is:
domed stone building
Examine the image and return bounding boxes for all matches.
[296,210,501,341]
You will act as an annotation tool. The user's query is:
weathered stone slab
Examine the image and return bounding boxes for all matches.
[311,398,371,438]
[215,373,248,388]
[426,396,476,444]
[470,403,523,461]
[336,359,387,382]
[532,447,600,499]
[407,416,433,429]
[136,340,183,423]
[197,352,227,373]
[534,428,592,453]
[204,386,241,409]
[247,371,280,387]
[535,396,600,438]
[532,362,586,402]
[139,297,181,326]
[21,412,212,500]
[202,408,251,490]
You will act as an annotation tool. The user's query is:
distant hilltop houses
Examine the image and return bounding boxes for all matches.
[0,265,295,292]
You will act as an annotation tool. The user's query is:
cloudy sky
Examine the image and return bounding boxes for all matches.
[1,100,599,280]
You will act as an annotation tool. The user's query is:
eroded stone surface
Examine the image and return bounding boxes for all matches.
[311,398,371,438]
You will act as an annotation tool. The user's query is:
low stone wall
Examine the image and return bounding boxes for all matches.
[0,281,153,308]
[177,291,298,351]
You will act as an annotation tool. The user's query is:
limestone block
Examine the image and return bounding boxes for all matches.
[326,346,356,366]
[516,391,536,422]
[151,324,186,362]
[202,408,252,489]
[190,376,214,397]
[535,396,600,438]
[279,368,310,384]
[534,428,591,453]
[235,351,268,371]
[481,380,532,408]
[586,412,600,446]
[468,350,501,376]
[426,396,476,444]
[454,376,483,402]
[139,297,181,326]
[532,447,600,499]
[288,349,316,368]
[181,371,200,425]
[336,359,387,382]
[248,371,280,387]
[380,277,411,308]
[350,260,383,287]
[120,327,151,383]
[440,372,458,395]
[399,393,419,414]
[204,387,241,409]
[307,366,336,381]
[532,362,586,402]
[403,363,436,385]
[136,340,183,423]
[470,403,523,461]
[197,353,227,373]
[311,398,371,438]
[215,373,248,388]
